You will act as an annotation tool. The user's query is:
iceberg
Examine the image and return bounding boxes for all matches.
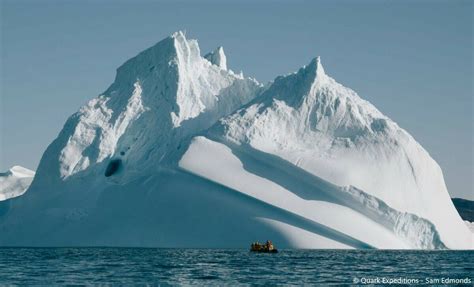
[1,32,471,249]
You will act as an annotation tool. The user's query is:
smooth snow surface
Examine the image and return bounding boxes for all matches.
[0,32,471,249]
[0,166,35,201]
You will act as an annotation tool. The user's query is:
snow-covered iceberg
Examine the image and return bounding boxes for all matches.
[0,32,471,249]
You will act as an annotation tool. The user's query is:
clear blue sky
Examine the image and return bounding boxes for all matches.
[1,0,472,199]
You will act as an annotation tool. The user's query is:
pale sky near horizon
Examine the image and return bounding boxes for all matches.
[1,0,473,199]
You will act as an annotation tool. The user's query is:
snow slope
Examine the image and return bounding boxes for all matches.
[0,166,35,201]
[0,32,470,249]
[179,137,444,249]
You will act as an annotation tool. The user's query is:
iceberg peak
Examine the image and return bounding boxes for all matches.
[307,56,326,80]
[205,46,227,70]
[171,30,186,39]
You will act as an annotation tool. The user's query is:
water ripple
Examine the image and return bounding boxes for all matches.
[0,248,472,285]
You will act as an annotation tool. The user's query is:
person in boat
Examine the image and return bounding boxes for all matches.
[254,241,260,251]
[251,241,261,251]
[266,240,274,251]
[251,240,277,252]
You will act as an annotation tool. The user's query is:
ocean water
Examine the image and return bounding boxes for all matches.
[0,248,472,285]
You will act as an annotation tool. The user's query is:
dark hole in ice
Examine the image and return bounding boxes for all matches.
[105,159,122,177]
[120,151,125,156]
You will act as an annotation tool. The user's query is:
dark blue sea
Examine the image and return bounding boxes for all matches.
[0,248,472,285]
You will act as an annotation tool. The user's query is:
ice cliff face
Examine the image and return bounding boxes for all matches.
[0,32,471,249]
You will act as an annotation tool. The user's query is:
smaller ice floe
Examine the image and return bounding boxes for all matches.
[0,166,35,201]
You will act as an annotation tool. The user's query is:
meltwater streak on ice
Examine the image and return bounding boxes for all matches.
[0,32,471,249]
